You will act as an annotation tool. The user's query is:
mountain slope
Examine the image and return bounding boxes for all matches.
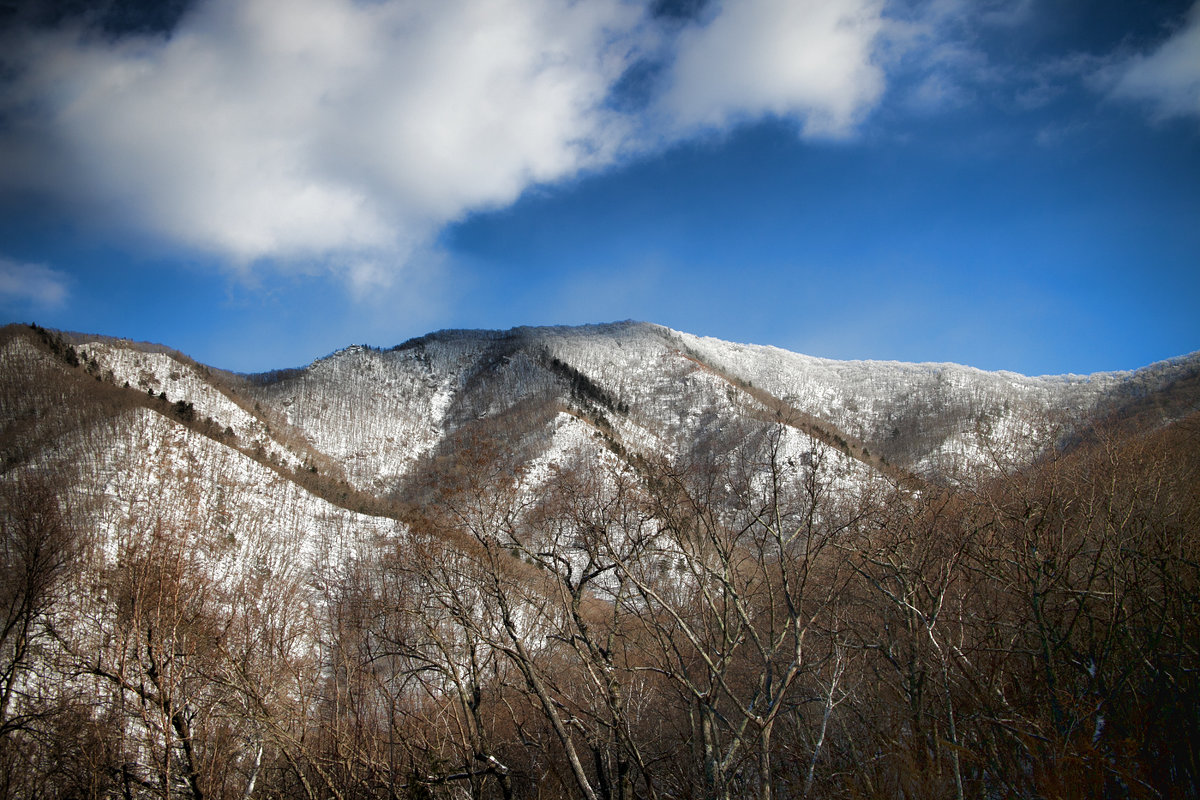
[229,321,1200,488]
[17,320,1199,499]
[3,320,1199,799]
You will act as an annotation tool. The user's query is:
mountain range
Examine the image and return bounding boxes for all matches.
[1,320,1198,799]
[8,320,1197,506]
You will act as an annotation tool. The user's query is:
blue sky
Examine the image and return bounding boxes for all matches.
[1,0,1197,375]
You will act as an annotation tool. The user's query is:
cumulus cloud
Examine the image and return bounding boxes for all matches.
[0,0,895,280]
[1,0,645,268]
[1108,1,1200,120]
[0,259,70,307]
[661,0,887,137]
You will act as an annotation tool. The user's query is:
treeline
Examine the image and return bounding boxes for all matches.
[1,405,1198,799]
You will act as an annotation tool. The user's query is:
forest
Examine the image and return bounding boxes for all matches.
[2,410,1198,799]
[1,324,1199,799]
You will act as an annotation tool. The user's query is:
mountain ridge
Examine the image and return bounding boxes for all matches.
[305,319,1198,382]
[14,320,1200,492]
[2,319,1199,798]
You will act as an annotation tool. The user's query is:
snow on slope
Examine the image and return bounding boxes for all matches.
[520,411,622,497]
[2,396,406,715]
[439,322,1197,480]
[674,327,1120,423]
[71,322,1195,496]
[0,334,61,419]
[469,325,881,501]
[0,333,53,371]
[502,323,768,450]
[661,327,1134,477]
[248,341,491,492]
[244,321,994,487]
[19,406,399,578]
[76,340,307,472]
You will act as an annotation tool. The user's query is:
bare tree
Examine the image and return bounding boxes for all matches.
[615,423,868,800]
[0,474,76,740]
[0,472,80,797]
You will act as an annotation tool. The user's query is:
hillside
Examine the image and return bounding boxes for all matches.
[244,320,1199,488]
[1,321,1198,800]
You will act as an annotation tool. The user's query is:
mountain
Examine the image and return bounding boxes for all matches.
[239,320,1200,488]
[1,320,1198,799]
[12,320,1194,496]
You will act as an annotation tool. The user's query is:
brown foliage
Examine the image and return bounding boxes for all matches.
[2,337,1197,800]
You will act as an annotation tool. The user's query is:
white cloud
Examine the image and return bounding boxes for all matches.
[0,0,898,283]
[1,0,647,269]
[1108,2,1200,120]
[661,0,887,137]
[0,259,70,307]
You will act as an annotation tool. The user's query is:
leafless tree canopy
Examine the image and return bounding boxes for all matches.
[2,322,1198,799]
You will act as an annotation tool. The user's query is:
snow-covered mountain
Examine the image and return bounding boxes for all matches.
[3,317,1197,580]
[3,320,1199,799]
[9,320,1197,509]
[233,320,1199,490]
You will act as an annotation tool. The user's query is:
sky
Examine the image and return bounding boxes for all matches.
[0,0,1197,376]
